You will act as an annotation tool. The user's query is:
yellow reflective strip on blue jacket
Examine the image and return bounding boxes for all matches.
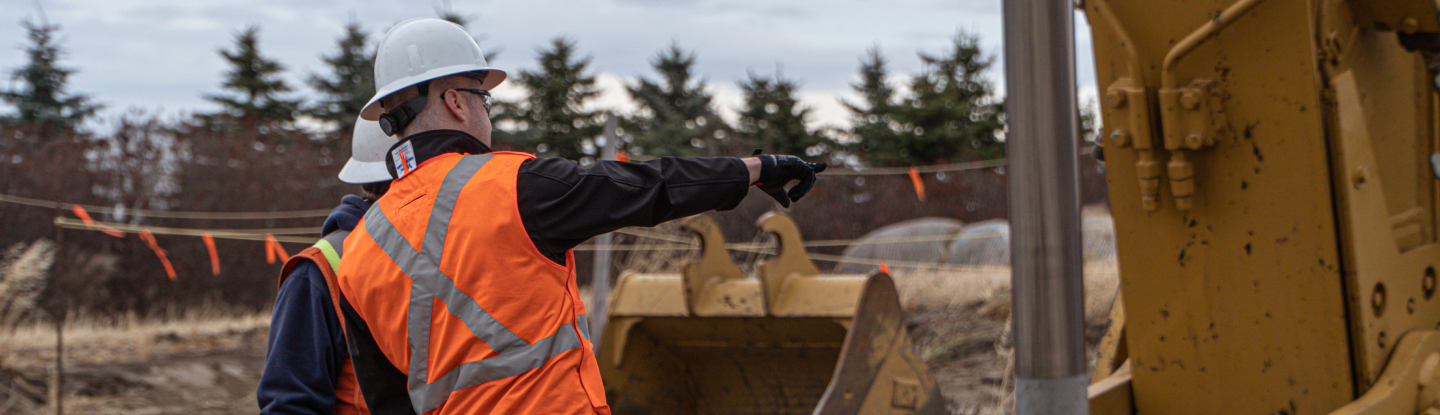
[315,239,341,274]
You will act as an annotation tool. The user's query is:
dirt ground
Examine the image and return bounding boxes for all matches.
[0,266,1116,415]
[0,312,269,414]
[0,315,1015,415]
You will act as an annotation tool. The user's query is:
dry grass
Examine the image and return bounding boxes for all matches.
[0,302,269,415]
[891,262,1119,319]
[612,221,705,275]
[0,306,268,370]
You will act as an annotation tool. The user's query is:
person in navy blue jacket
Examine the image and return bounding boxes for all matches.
[258,116,397,414]
[256,193,374,414]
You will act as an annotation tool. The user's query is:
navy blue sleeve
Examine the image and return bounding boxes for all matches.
[257,261,345,415]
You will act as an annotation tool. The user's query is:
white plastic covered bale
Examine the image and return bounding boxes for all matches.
[833,217,962,274]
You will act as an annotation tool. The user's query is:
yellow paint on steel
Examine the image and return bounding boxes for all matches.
[1326,331,1440,415]
[756,212,870,317]
[598,212,941,414]
[1090,292,1127,384]
[1315,2,1440,393]
[679,215,765,316]
[1087,360,1135,415]
[1085,0,1358,412]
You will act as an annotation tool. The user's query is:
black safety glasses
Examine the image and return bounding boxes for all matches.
[453,88,494,113]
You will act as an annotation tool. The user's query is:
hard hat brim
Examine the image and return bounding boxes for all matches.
[360,67,507,121]
[338,157,394,184]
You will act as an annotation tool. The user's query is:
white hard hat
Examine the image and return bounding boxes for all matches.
[337,115,395,184]
[360,18,506,122]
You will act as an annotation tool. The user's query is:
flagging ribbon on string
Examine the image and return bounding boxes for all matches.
[138,230,177,280]
[203,232,221,276]
[58,216,1099,273]
[71,205,126,238]
[908,166,926,202]
[264,233,290,264]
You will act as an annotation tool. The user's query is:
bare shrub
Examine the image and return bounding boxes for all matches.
[0,240,55,329]
[612,221,700,275]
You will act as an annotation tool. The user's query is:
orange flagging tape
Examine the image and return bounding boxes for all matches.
[138,230,176,280]
[615,149,631,162]
[71,205,93,226]
[908,166,926,202]
[265,233,290,264]
[203,232,221,276]
[878,261,892,275]
[71,205,125,238]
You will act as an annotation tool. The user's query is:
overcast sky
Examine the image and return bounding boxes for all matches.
[0,0,1096,133]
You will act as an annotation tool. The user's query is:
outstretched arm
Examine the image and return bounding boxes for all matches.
[516,154,823,266]
[517,156,750,265]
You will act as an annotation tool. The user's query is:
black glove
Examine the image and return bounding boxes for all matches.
[751,149,827,208]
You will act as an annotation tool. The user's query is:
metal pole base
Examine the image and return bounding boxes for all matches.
[1016,374,1089,414]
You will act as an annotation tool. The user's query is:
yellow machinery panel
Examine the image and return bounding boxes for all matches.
[1086,0,1357,412]
[1319,2,1440,391]
[1086,0,1440,412]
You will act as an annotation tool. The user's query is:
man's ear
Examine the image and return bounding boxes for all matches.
[443,89,470,124]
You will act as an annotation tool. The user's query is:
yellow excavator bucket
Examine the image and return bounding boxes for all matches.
[597,212,943,415]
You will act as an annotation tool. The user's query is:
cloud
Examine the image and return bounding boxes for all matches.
[614,0,704,7]
[0,0,1096,133]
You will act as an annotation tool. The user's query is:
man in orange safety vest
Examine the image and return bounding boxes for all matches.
[336,18,826,414]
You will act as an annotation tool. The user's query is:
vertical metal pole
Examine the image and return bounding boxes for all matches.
[590,113,620,351]
[52,309,62,415]
[1004,0,1088,413]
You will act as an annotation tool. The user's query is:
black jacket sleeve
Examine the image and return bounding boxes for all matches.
[516,156,751,265]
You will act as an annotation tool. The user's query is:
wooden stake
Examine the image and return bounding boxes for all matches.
[50,205,64,415]
[590,113,619,352]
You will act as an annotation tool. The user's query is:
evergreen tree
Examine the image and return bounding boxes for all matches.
[842,45,904,164]
[736,68,822,156]
[305,19,374,134]
[882,31,1004,165]
[1,14,100,131]
[204,26,301,127]
[508,37,602,161]
[624,43,727,157]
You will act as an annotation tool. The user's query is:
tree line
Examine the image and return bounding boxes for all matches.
[1,11,1025,167]
[0,10,1108,316]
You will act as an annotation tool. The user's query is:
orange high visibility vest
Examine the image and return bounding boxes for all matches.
[337,152,609,415]
[277,230,371,415]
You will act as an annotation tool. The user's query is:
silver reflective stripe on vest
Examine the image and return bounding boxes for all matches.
[359,154,587,414]
[576,314,590,341]
[408,322,583,410]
